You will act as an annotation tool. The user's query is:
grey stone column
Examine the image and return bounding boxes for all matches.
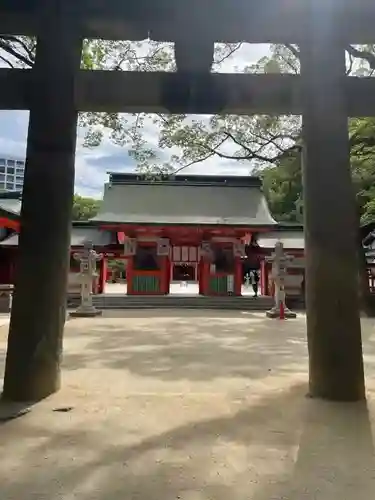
[300,1,365,401]
[3,2,82,401]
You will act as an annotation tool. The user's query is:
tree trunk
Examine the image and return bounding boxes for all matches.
[2,2,82,402]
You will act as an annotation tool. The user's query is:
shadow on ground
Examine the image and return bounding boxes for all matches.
[0,383,374,499]
[0,312,375,498]
[62,312,309,382]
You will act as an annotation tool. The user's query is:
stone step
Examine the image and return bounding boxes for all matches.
[67,294,274,311]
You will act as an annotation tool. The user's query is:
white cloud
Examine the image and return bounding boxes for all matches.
[0,43,270,197]
[0,110,133,198]
[215,43,270,72]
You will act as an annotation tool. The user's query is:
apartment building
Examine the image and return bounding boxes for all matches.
[0,155,25,192]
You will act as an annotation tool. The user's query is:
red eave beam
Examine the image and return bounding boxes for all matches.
[0,217,20,232]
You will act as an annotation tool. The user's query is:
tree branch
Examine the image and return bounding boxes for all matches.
[203,132,298,164]
[3,35,36,63]
[346,45,375,70]
[172,135,230,175]
[214,43,243,65]
[347,52,354,75]
[222,130,299,160]
[222,130,256,156]
[0,38,34,67]
[284,44,300,59]
[0,54,14,68]
[172,151,217,175]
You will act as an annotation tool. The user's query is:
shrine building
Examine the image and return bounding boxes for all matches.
[92,172,277,297]
[0,173,306,298]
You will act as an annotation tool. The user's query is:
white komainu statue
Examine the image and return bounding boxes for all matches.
[266,241,297,319]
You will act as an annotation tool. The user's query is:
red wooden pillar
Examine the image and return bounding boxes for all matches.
[198,259,203,294]
[266,263,271,296]
[260,259,267,295]
[167,257,172,293]
[160,256,170,294]
[126,256,134,295]
[199,259,210,295]
[234,257,242,296]
[97,258,107,294]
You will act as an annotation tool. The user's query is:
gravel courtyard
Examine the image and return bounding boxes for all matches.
[1,310,375,499]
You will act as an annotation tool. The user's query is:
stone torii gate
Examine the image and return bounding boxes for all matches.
[1,0,374,402]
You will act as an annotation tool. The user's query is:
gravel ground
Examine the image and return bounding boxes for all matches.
[0,310,375,500]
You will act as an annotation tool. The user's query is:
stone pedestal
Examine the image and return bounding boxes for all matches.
[69,307,102,318]
[266,307,297,319]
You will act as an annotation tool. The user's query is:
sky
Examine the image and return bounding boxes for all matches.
[0,43,270,199]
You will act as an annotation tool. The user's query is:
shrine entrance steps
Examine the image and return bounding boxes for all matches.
[67,294,274,311]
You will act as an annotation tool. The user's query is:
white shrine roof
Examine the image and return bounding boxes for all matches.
[258,231,305,250]
[0,226,115,247]
[91,179,277,227]
[0,198,22,217]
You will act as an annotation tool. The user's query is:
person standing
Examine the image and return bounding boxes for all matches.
[251,270,260,298]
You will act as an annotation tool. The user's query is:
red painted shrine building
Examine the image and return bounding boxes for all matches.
[0,173,306,297]
[93,173,279,296]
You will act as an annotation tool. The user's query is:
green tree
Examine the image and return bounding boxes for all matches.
[72,194,100,221]
[257,115,375,226]
[1,37,375,173]
[350,117,375,224]
[258,153,302,223]
[3,37,375,226]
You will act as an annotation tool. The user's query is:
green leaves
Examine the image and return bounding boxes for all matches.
[2,35,375,224]
[72,195,100,221]
[258,154,303,223]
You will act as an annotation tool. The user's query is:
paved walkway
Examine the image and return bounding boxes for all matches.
[1,311,375,499]
[105,282,258,296]
[0,313,10,328]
